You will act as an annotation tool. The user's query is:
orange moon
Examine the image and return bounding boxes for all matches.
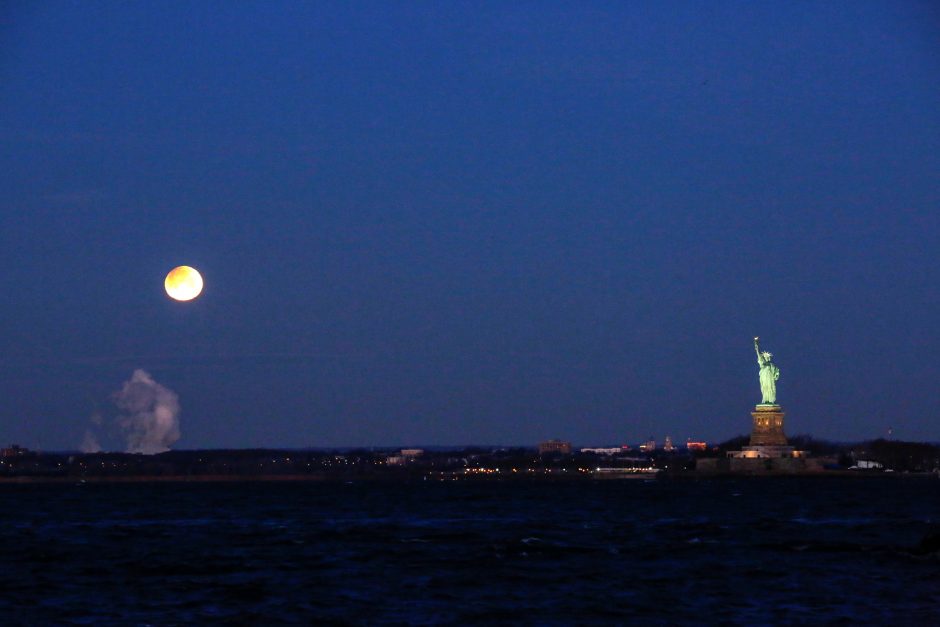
[164,266,204,301]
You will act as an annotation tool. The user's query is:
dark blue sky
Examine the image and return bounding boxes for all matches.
[2,1,938,449]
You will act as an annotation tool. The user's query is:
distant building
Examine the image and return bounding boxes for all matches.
[580,447,622,456]
[638,438,656,452]
[686,440,707,451]
[663,436,675,452]
[1,444,28,458]
[538,440,572,455]
[387,448,425,465]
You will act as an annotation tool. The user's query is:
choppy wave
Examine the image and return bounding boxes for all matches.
[0,478,938,624]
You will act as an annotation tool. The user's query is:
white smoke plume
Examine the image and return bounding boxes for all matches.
[79,409,104,453]
[80,429,101,453]
[113,369,181,454]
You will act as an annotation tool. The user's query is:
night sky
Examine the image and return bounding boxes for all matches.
[2,2,938,450]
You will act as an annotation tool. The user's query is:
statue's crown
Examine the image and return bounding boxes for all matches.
[762,351,773,359]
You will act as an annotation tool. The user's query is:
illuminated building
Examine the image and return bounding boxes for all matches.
[580,447,622,455]
[663,436,675,452]
[638,438,656,452]
[686,440,707,451]
[538,440,572,455]
[1,444,28,458]
[387,448,425,465]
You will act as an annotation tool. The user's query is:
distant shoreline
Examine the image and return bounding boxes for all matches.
[0,474,332,484]
[3,440,938,482]
[1,471,937,484]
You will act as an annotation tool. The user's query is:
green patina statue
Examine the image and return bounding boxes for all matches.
[754,336,780,405]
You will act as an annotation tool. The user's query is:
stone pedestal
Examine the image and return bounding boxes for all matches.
[749,405,788,446]
[712,404,811,470]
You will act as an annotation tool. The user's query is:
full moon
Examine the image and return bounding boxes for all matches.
[164,265,204,301]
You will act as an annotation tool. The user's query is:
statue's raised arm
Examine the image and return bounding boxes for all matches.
[754,337,766,366]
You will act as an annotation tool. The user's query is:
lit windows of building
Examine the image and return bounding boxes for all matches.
[538,440,572,455]
[579,447,622,455]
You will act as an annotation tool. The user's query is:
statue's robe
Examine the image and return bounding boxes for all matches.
[758,361,780,404]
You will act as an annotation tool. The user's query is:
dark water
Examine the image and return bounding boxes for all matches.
[1,477,938,625]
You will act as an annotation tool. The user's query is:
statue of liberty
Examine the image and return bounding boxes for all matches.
[754,337,780,405]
